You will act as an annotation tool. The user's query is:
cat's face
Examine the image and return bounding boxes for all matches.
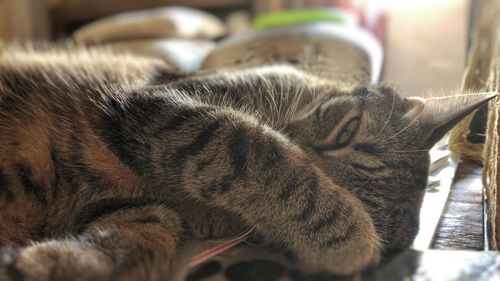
[283,84,494,252]
[190,67,493,253]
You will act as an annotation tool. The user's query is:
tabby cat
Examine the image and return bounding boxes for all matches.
[0,46,495,281]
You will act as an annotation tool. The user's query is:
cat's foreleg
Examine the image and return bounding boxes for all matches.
[157,108,381,275]
[0,204,186,281]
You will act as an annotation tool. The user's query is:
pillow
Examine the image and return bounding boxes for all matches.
[104,38,215,71]
[74,6,226,45]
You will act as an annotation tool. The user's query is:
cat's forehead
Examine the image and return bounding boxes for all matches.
[317,86,408,114]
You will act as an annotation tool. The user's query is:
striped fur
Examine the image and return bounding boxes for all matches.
[0,46,492,281]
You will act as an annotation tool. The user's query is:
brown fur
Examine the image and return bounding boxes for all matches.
[0,45,495,281]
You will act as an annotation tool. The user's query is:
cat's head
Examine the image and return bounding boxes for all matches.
[285,84,495,252]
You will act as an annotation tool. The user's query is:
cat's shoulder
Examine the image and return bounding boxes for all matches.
[0,44,170,91]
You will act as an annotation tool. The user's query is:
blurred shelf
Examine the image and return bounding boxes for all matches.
[52,0,251,23]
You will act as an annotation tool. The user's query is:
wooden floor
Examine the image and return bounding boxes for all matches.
[431,161,485,250]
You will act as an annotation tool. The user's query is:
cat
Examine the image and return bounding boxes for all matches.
[0,45,495,281]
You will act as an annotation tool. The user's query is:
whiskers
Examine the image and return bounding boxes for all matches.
[376,104,425,145]
[188,226,256,268]
[373,90,396,140]
[371,152,427,158]
[372,139,472,158]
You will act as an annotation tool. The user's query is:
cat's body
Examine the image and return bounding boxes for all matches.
[0,45,494,281]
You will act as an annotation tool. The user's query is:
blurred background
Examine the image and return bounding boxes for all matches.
[0,0,469,96]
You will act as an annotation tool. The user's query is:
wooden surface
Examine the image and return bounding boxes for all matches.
[431,161,485,250]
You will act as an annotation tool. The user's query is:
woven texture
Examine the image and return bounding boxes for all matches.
[482,8,500,249]
[481,0,500,251]
[449,0,499,249]
[451,0,500,250]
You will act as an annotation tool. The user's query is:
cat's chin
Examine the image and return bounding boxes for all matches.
[379,234,416,262]
[380,235,415,255]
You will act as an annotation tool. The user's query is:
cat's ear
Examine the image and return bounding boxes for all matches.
[405,92,497,148]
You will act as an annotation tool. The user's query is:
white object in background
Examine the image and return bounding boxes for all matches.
[74,7,226,45]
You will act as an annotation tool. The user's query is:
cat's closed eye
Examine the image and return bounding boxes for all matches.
[315,116,360,151]
[335,117,360,147]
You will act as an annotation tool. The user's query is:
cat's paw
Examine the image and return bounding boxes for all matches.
[0,241,113,281]
[308,233,380,275]
[294,214,381,275]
